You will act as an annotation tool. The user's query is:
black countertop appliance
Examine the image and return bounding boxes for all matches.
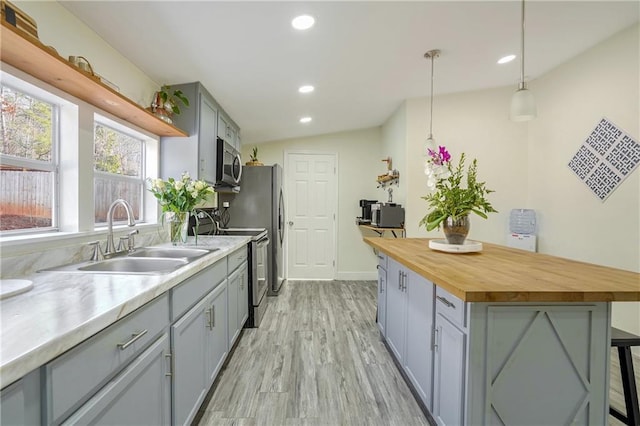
[358,199,378,224]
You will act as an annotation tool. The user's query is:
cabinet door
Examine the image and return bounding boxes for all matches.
[385,259,407,363]
[238,262,249,328]
[217,114,228,141]
[227,268,240,348]
[198,95,218,183]
[62,334,171,426]
[433,314,466,426]
[206,281,228,384]
[377,264,387,336]
[172,294,210,426]
[404,271,434,409]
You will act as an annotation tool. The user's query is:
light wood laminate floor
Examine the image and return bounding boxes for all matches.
[197,280,640,426]
[196,280,429,426]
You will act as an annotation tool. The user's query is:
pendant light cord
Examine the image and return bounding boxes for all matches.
[519,0,526,89]
[429,53,434,138]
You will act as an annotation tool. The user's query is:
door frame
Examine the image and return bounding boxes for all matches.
[283,150,339,280]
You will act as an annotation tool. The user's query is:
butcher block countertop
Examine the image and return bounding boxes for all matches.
[364,238,640,303]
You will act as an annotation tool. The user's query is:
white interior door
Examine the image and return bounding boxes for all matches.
[285,152,336,280]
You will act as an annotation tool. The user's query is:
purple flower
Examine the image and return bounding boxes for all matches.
[439,146,451,163]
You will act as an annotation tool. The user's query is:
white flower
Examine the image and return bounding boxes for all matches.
[153,178,165,190]
[181,172,191,181]
[190,191,198,199]
[194,180,206,191]
[174,181,184,191]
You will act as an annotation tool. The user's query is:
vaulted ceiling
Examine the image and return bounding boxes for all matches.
[61,1,639,144]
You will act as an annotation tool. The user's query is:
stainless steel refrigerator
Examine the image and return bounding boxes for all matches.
[219,164,285,295]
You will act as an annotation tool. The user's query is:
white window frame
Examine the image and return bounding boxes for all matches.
[93,116,147,226]
[0,77,60,236]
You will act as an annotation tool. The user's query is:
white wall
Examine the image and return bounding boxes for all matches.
[394,25,639,334]
[529,24,640,334]
[402,88,529,241]
[15,1,158,107]
[381,103,407,207]
[241,128,383,280]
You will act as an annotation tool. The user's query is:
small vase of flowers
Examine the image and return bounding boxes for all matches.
[420,146,497,245]
[148,173,214,244]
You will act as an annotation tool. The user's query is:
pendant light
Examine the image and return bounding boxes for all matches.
[510,0,536,121]
[424,49,440,146]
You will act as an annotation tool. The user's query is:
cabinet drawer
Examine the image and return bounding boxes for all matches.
[46,294,169,424]
[172,259,226,320]
[435,286,465,329]
[227,246,248,274]
[377,252,387,270]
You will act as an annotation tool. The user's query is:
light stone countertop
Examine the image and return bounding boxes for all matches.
[0,235,251,387]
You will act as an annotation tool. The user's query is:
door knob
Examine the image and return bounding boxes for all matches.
[288,221,294,226]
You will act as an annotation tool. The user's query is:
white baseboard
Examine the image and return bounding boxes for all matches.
[334,271,378,281]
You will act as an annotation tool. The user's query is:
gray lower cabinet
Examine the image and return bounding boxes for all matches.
[384,259,435,409]
[227,260,249,348]
[403,270,434,409]
[385,259,407,362]
[432,313,466,426]
[376,253,387,336]
[0,370,40,426]
[237,261,249,330]
[172,280,227,426]
[61,333,171,425]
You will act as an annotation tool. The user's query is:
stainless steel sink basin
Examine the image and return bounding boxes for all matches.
[39,245,218,275]
[128,247,216,260]
[77,257,188,274]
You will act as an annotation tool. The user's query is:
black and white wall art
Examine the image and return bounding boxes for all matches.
[568,117,640,201]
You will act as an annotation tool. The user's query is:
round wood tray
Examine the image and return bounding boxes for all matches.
[429,239,482,253]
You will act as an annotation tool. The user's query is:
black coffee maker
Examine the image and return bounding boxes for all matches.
[358,199,378,224]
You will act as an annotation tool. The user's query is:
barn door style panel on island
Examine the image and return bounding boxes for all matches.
[367,237,631,426]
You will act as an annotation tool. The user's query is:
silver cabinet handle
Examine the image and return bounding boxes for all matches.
[398,271,402,290]
[433,328,439,352]
[436,295,455,309]
[165,353,172,377]
[377,255,384,260]
[206,308,213,330]
[211,305,215,328]
[117,329,148,350]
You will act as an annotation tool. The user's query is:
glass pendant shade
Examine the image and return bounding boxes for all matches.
[510,86,537,122]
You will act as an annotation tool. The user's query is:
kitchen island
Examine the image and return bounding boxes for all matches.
[365,237,640,426]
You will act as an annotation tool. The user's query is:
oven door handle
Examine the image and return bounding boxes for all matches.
[257,237,270,248]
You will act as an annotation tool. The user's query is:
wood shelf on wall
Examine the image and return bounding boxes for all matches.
[0,21,188,137]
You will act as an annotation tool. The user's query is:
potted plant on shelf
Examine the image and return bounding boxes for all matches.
[148,173,214,245]
[419,146,497,245]
[149,85,189,124]
[245,146,263,166]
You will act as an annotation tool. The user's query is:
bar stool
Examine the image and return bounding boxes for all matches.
[610,327,640,426]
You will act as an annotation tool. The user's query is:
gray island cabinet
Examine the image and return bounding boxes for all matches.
[0,240,250,426]
[367,237,640,426]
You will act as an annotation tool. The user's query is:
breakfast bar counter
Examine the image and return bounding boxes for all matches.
[364,237,640,302]
[364,237,640,425]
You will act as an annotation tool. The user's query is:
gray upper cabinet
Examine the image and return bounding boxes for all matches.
[160,82,219,184]
[217,111,240,151]
[61,333,171,426]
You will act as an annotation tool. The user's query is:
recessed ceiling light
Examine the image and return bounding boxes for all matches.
[292,15,315,30]
[498,54,516,64]
[299,117,312,123]
[298,85,315,94]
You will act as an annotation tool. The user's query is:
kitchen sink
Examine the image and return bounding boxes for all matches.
[40,246,218,275]
[128,247,216,261]
[77,257,188,274]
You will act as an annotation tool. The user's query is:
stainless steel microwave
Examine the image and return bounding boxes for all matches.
[215,137,242,188]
